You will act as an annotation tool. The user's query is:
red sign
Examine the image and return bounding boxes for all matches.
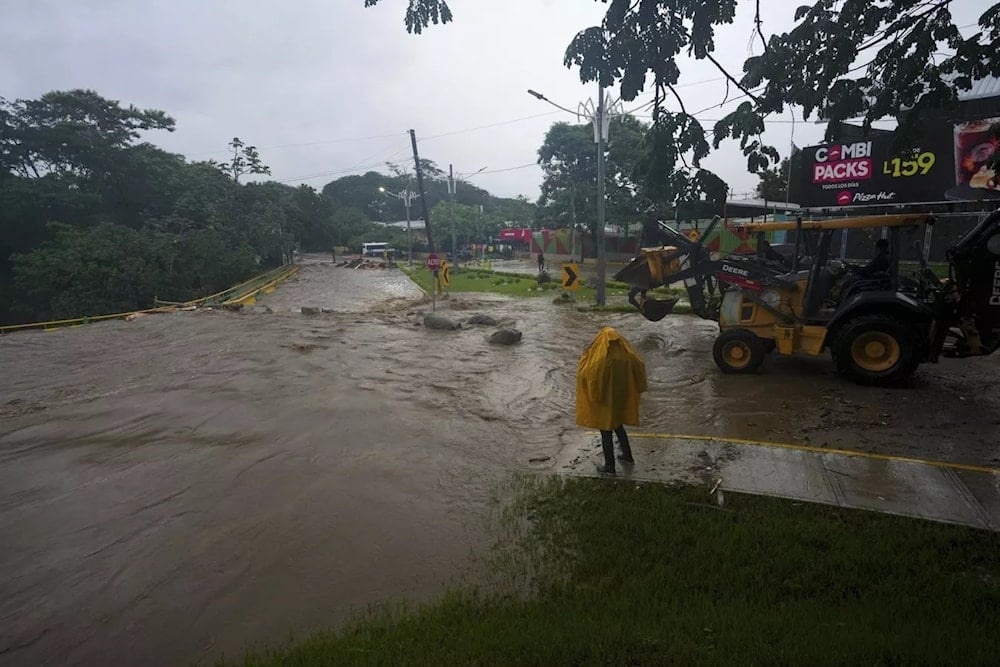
[426,253,440,271]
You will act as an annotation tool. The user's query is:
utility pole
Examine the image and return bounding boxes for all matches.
[596,85,607,306]
[379,185,416,266]
[409,129,433,252]
[448,163,456,260]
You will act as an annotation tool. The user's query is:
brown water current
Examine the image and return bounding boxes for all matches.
[1,255,998,665]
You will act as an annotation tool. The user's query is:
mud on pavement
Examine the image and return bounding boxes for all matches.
[1,257,998,665]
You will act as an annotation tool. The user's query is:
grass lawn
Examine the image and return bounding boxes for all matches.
[399,264,684,310]
[223,476,1000,666]
[400,264,573,299]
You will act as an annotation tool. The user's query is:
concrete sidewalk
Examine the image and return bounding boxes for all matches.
[553,433,1000,531]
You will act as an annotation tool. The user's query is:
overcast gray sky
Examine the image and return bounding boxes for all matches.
[0,0,987,201]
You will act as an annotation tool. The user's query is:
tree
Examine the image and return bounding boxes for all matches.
[755,158,790,202]
[218,137,271,183]
[0,89,175,179]
[536,115,656,255]
[368,0,1000,198]
[1,90,372,324]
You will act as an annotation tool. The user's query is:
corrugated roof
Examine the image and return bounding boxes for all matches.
[957,76,1000,101]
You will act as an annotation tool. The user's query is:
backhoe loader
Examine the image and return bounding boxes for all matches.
[613,210,1000,386]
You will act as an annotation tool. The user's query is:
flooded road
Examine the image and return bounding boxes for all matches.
[2,256,999,665]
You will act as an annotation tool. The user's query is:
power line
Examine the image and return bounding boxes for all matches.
[419,111,562,141]
[467,163,538,176]
[273,148,410,184]
[182,131,408,157]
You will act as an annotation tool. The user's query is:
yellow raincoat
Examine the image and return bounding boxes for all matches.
[575,327,648,430]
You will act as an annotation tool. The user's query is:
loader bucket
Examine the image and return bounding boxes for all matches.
[612,246,684,289]
[638,296,680,322]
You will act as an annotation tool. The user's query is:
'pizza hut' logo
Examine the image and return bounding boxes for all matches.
[837,191,853,206]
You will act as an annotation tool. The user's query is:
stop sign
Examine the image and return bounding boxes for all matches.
[426,253,440,271]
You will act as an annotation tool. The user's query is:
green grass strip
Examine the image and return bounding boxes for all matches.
[223,476,1000,666]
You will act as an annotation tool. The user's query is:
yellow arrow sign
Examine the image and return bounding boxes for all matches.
[561,262,580,291]
[441,260,451,287]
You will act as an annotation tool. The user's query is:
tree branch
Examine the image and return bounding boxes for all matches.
[665,83,687,116]
[755,0,768,53]
[704,53,760,104]
[665,84,692,170]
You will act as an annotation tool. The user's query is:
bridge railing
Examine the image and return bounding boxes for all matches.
[1,264,299,335]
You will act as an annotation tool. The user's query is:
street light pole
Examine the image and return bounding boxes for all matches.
[403,194,413,267]
[449,164,456,260]
[527,86,621,306]
[596,85,607,306]
[379,186,417,267]
[443,165,488,263]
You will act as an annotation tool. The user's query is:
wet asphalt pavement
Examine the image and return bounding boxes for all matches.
[1,255,999,665]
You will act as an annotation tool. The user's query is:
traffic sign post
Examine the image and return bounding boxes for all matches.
[441,260,451,290]
[427,253,440,310]
[561,262,580,301]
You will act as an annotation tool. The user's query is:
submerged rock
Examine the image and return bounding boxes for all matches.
[423,313,461,331]
[466,313,499,327]
[488,328,522,345]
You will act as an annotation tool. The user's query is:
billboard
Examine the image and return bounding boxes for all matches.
[796,116,1000,207]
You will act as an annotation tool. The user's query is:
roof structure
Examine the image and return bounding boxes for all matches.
[374,220,426,230]
[957,75,1000,102]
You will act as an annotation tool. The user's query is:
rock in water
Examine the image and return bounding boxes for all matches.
[466,313,499,327]
[489,328,522,345]
[423,313,460,330]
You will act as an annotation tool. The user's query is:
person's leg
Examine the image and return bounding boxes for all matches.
[598,430,616,474]
[615,425,634,463]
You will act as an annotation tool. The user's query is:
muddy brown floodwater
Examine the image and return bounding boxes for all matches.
[2,255,999,666]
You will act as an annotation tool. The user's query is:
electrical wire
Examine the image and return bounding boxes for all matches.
[466,163,538,176]
[181,131,409,157]
[419,111,562,141]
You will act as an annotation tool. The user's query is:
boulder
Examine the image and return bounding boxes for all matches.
[466,313,499,327]
[488,328,523,345]
[424,313,461,331]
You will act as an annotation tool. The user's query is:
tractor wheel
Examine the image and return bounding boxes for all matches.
[832,315,918,386]
[713,329,767,375]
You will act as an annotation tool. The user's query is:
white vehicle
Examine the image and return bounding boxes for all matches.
[361,242,389,258]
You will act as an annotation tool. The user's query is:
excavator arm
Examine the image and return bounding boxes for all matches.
[615,217,798,322]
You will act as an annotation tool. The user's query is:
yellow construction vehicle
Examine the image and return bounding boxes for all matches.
[614,211,1000,386]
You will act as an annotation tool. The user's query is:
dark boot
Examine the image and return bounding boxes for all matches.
[615,425,634,464]
[599,430,616,474]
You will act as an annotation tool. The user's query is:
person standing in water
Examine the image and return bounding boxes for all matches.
[575,327,648,475]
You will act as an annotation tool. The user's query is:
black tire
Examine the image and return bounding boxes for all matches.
[832,315,918,386]
[713,329,767,374]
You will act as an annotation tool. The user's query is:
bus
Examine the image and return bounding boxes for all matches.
[362,242,388,258]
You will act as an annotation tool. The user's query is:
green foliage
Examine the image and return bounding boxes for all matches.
[0,90,380,325]
[322,162,534,248]
[536,116,660,253]
[755,157,791,202]
[363,0,452,35]
[218,137,271,183]
[373,0,999,201]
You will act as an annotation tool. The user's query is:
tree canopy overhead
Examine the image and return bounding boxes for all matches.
[366,0,999,203]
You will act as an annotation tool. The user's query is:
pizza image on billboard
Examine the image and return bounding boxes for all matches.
[955,117,999,193]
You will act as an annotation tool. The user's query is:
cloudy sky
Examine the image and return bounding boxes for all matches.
[1,0,987,201]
